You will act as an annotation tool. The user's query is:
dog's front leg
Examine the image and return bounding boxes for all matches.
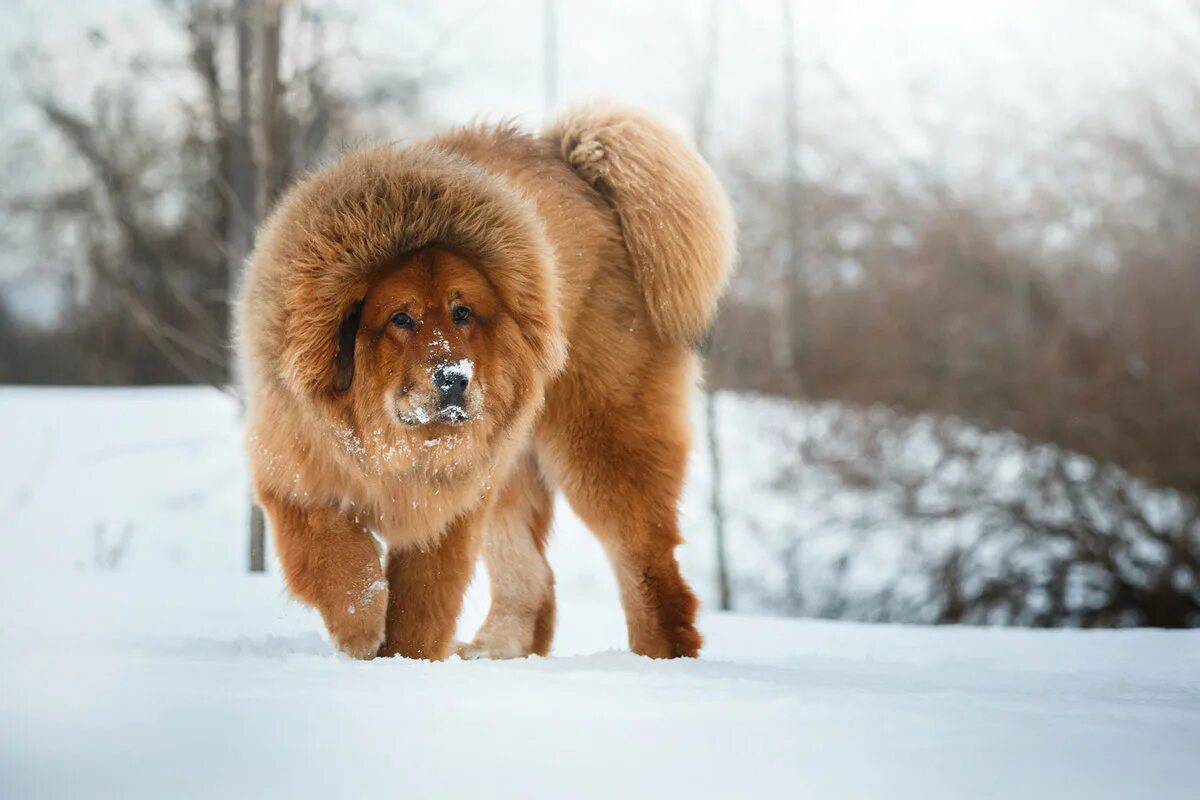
[379,510,482,660]
[258,489,387,659]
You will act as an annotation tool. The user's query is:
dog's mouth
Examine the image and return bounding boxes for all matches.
[434,406,471,426]
[396,406,474,427]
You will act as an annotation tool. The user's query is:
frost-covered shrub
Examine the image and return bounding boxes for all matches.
[717,399,1200,627]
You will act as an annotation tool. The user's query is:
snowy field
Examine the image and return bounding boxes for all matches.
[1,387,1198,798]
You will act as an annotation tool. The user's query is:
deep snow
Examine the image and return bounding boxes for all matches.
[1,387,1198,798]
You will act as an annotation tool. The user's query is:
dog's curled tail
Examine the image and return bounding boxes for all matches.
[544,101,735,345]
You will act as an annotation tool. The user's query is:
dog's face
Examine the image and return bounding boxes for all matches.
[334,248,530,470]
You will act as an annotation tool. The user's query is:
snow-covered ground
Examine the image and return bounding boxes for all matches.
[1,387,1198,798]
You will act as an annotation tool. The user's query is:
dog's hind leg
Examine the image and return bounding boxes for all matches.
[538,356,702,659]
[459,453,556,659]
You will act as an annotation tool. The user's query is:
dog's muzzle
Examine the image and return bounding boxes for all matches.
[432,362,472,424]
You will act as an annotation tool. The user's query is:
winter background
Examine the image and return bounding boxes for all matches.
[1,1,1199,798]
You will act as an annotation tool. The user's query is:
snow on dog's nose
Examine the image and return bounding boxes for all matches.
[433,360,473,421]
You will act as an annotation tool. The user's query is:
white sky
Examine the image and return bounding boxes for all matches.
[0,0,1194,300]
[3,0,1190,135]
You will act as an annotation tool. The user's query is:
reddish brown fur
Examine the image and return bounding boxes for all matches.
[258,494,387,659]
[381,502,482,660]
[237,102,734,660]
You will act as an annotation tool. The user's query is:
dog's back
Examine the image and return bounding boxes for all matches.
[435,103,735,349]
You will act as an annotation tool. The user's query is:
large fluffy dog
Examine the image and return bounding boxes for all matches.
[237,102,734,660]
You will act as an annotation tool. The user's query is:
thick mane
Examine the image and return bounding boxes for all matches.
[238,144,565,402]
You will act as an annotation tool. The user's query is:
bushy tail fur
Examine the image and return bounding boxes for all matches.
[544,102,735,344]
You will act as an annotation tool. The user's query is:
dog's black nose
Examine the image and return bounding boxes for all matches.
[433,362,470,409]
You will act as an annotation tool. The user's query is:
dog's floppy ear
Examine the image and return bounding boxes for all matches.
[334,301,364,393]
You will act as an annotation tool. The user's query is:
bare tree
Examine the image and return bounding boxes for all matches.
[255,0,288,218]
[777,0,804,393]
[226,0,259,269]
[693,0,732,611]
[246,0,288,574]
[9,0,397,569]
[543,0,559,111]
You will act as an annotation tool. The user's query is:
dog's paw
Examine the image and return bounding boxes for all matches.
[331,623,386,660]
[323,579,388,660]
[455,631,534,661]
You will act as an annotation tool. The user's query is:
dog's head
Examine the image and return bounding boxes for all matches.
[331,247,535,468]
[241,145,567,477]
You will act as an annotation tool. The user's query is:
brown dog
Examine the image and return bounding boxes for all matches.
[236,102,734,660]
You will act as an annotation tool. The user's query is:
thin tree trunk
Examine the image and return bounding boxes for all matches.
[695,0,732,611]
[256,0,287,219]
[705,391,731,610]
[779,0,805,395]
[248,0,288,573]
[249,504,267,573]
[544,0,559,110]
[229,0,258,269]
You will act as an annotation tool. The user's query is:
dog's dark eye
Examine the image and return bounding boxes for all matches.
[391,312,414,330]
[451,306,472,325]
